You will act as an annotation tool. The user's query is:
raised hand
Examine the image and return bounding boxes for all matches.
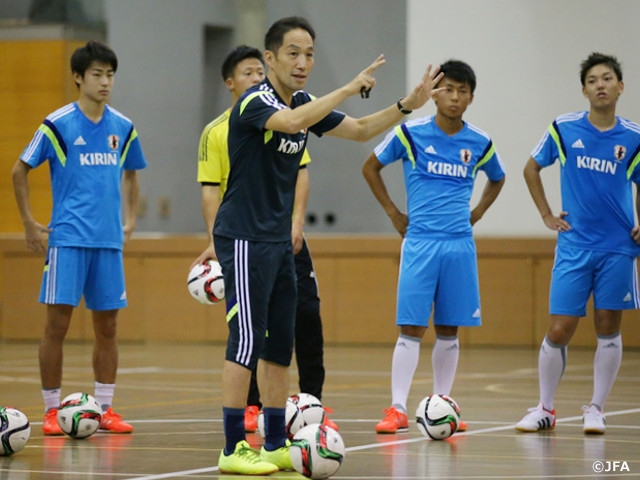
[346,54,387,97]
[401,64,445,111]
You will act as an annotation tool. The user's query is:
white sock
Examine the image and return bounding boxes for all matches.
[94,382,115,412]
[538,336,566,410]
[590,332,622,411]
[390,334,421,413]
[42,387,61,412]
[431,334,459,395]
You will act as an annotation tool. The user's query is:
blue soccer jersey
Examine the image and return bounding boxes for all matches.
[20,103,147,249]
[374,115,505,238]
[215,79,345,241]
[532,111,640,257]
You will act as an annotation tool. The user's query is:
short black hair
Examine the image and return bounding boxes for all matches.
[70,40,117,78]
[438,60,476,94]
[580,52,622,86]
[220,45,264,81]
[264,16,315,53]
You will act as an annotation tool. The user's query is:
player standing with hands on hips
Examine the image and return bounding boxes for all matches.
[516,52,640,435]
[214,16,444,475]
[363,60,506,434]
[11,41,146,435]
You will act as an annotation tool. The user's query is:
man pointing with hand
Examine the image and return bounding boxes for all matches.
[214,15,443,475]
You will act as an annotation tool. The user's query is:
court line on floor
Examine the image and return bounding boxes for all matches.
[120,407,640,480]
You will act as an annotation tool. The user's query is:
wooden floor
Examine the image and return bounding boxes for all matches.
[1,341,639,479]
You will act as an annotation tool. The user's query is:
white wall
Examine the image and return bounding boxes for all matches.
[408,0,640,237]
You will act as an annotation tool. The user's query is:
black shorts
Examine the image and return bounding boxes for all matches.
[214,235,296,369]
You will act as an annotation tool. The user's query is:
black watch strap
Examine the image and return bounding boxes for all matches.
[396,98,412,114]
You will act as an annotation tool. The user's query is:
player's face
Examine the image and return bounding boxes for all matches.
[582,64,623,110]
[433,78,473,121]
[267,28,315,96]
[74,61,114,104]
[229,58,265,97]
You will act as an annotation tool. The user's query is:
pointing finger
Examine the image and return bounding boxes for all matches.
[363,54,386,75]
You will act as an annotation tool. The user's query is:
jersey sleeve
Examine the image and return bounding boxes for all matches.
[626,144,640,184]
[237,90,283,130]
[308,110,345,137]
[531,122,560,168]
[473,140,506,181]
[295,91,345,137]
[373,126,406,166]
[20,123,58,168]
[121,126,147,170]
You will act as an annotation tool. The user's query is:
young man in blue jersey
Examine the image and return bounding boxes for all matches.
[12,41,146,435]
[214,16,444,475]
[516,53,640,435]
[363,60,506,435]
[191,45,337,434]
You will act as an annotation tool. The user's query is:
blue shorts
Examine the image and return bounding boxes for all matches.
[396,236,481,327]
[214,236,296,369]
[550,245,640,316]
[39,246,126,310]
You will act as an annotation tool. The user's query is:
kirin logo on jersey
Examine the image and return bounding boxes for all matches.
[108,135,120,151]
[277,138,305,155]
[459,149,472,163]
[614,145,626,161]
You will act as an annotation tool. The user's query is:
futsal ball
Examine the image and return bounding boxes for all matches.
[0,407,31,456]
[288,393,325,425]
[290,423,345,479]
[415,394,461,440]
[57,393,102,439]
[257,399,304,439]
[187,259,224,304]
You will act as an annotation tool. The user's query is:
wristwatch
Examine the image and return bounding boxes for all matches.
[396,98,412,114]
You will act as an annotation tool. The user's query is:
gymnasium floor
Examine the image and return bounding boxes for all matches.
[1,341,639,479]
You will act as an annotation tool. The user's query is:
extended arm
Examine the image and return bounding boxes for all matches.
[362,153,407,237]
[122,169,140,243]
[523,156,570,232]
[329,64,444,142]
[265,57,443,142]
[470,176,506,226]
[292,168,309,254]
[11,160,50,255]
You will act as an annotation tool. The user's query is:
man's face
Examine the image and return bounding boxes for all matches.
[267,28,315,94]
[74,61,114,103]
[582,64,623,109]
[433,77,474,121]
[228,57,265,97]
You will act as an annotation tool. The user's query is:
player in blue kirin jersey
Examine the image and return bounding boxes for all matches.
[516,53,640,435]
[213,15,445,475]
[363,60,506,435]
[12,41,146,436]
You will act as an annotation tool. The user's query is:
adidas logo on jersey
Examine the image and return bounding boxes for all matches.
[623,292,632,302]
[472,308,481,318]
[120,291,127,301]
[74,136,87,146]
[424,145,438,154]
[571,139,585,148]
